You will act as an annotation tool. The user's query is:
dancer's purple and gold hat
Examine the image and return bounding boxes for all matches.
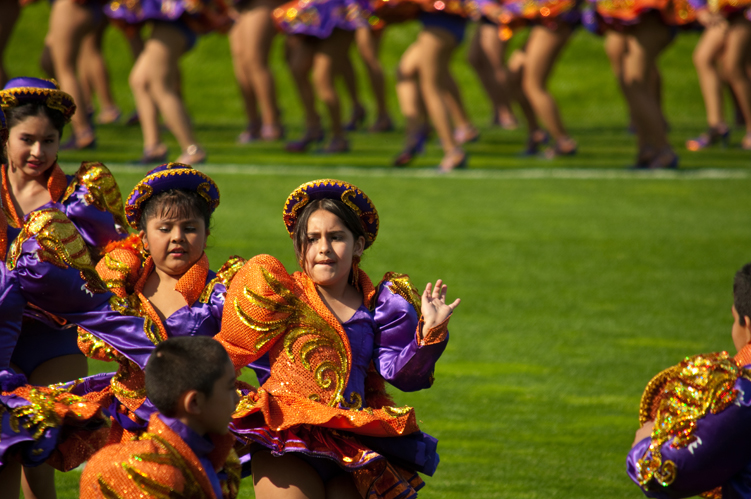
[0,77,76,123]
[283,179,379,248]
[125,163,220,230]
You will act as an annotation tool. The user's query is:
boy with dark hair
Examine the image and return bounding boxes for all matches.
[626,262,751,498]
[80,336,241,499]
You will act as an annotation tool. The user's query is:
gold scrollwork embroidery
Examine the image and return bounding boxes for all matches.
[200,256,246,304]
[381,273,422,314]
[382,406,412,418]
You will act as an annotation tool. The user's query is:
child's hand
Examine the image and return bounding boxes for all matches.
[632,421,654,448]
[421,280,461,334]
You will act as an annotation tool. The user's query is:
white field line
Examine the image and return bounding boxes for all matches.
[71,163,751,180]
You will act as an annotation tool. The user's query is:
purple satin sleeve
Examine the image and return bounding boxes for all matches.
[14,240,155,369]
[106,0,190,23]
[0,268,25,370]
[626,376,751,498]
[62,182,126,249]
[373,283,447,392]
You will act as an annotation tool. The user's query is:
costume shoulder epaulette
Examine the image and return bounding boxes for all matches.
[6,208,105,294]
[96,234,144,297]
[636,352,751,489]
[376,272,422,314]
[63,162,128,232]
[199,255,246,303]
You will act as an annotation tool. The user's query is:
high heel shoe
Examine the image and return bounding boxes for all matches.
[345,106,366,131]
[323,136,350,153]
[544,137,577,159]
[286,129,324,152]
[646,148,678,169]
[521,130,549,156]
[261,124,285,141]
[393,132,427,167]
[175,144,207,165]
[96,106,122,125]
[437,148,467,173]
[61,129,96,150]
[686,125,730,151]
[453,124,480,145]
[369,115,394,133]
[139,143,168,164]
[237,122,262,144]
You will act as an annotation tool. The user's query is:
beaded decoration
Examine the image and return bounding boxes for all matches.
[636,352,751,489]
[283,179,379,248]
[0,77,76,123]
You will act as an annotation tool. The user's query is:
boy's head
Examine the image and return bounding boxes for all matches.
[145,336,238,435]
[732,263,751,352]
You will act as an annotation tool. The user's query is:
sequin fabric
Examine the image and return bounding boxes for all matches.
[220,255,422,434]
[592,0,696,25]
[80,413,239,499]
[96,234,144,297]
[636,352,750,488]
[62,162,128,233]
[6,208,105,295]
[2,163,68,228]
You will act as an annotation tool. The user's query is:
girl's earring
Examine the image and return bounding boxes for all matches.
[351,255,361,291]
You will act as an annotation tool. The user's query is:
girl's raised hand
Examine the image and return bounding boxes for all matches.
[421,279,461,334]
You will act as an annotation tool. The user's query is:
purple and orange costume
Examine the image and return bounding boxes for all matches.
[627,343,751,498]
[0,77,128,378]
[80,413,241,499]
[216,179,450,499]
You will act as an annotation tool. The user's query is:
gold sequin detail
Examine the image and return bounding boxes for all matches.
[6,208,104,294]
[380,273,421,313]
[199,255,246,304]
[63,162,128,235]
[383,406,413,418]
[636,352,750,488]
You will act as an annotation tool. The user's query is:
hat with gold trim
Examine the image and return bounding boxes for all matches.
[125,163,220,230]
[283,179,378,248]
[1,77,76,123]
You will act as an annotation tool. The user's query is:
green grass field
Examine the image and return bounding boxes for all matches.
[4,4,751,499]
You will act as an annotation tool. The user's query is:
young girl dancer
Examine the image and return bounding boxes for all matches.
[483,0,580,158]
[229,0,285,143]
[687,4,751,151]
[88,162,267,444]
[590,0,694,167]
[106,0,232,163]
[277,0,368,153]
[394,4,473,171]
[0,76,128,499]
[217,179,459,498]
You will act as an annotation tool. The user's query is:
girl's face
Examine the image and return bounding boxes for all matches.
[140,210,208,278]
[303,209,365,288]
[6,114,59,178]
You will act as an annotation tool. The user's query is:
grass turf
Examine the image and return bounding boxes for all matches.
[4,5,751,499]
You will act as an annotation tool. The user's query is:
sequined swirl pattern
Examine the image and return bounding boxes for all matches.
[63,162,128,234]
[233,267,349,407]
[6,208,105,294]
[636,352,751,489]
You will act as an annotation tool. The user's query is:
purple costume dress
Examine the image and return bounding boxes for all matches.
[2,161,129,377]
[273,0,372,38]
[626,346,751,499]
[0,208,157,471]
[86,248,269,442]
[218,255,449,498]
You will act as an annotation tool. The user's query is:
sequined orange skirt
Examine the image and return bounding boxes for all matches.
[594,0,696,25]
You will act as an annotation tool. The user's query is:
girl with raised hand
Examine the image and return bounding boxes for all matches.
[89,162,268,445]
[217,179,459,499]
[106,0,232,164]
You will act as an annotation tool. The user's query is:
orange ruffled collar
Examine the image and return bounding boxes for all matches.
[735,342,751,367]
[1,163,68,228]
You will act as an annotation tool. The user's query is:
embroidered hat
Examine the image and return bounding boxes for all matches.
[0,77,76,123]
[125,163,220,230]
[283,179,379,248]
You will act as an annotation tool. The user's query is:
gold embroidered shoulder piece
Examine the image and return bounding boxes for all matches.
[6,208,105,294]
[221,255,351,407]
[378,272,421,314]
[63,162,128,232]
[96,235,144,298]
[199,255,246,303]
[636,352,751,489]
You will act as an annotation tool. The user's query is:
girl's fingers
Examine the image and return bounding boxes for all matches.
[423,282,433,298]
[447,298,461,310]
